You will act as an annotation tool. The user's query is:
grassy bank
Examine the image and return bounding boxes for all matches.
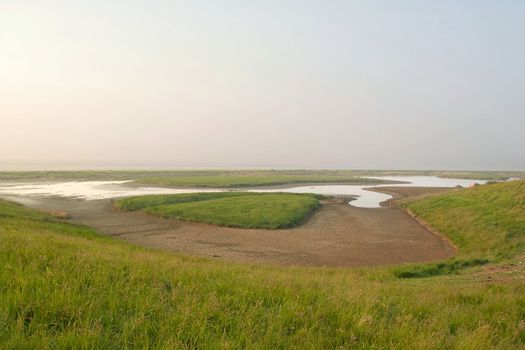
[404,180,525,260]
[1,181,525,348]
[390,180,525,279]
[115,192,323,229]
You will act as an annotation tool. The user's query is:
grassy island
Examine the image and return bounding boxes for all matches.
[115,192,324,229]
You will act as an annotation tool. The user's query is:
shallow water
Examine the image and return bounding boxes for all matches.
[0,181,220,200]
[252,176,486,208]
[251,185,392,208]
[364,176,487,188]
[0,176,487,208]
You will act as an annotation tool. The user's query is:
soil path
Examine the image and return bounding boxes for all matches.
[4,187,455,267]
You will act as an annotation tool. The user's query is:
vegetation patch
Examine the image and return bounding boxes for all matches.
[393,258,490,278]
[2,169,522,185]
[403,180,525,260]
[0,170,378,186]
[137,174,379,188]
[115,192,325,229]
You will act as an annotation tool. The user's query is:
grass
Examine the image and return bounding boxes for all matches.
[0,170,373,187]
[1,180,525,348]
[115,192,324,229]
[393,258,490,279]
[1,169,523,186]
[393,180,525,280]
[403,180,525,260]
[137,174,377,188]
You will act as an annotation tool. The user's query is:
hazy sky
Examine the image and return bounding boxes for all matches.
[1,1,524,170]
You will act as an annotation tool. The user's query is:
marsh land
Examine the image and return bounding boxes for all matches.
[1,170,524,348]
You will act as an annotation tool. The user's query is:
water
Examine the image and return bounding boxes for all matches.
[250,176,486,208]
[0,181,220,200]
[251,185,392,208]
[364,176,487,188]
[0,176,487,208]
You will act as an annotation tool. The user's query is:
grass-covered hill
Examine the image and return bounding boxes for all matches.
[114,192,324,229]
[1,180,525,348]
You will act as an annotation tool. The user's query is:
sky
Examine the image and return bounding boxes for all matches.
[1,0,524,170]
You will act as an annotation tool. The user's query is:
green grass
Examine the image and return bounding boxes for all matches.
[404,180,525,260]
[137,174,376,188]
[0,169,390,188]
[394,180,525,280]
[1,169,522,185]
[1,180,525,348]
[393,258,490,279]
[0,170,373,187]
[115,192,323,229]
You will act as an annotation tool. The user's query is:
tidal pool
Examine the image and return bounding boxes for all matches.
[0,176,487,208]
[262,176,487,208]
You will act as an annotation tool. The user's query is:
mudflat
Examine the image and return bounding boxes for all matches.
[5,187,455,267]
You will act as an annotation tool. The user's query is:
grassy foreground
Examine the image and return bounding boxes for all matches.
[115,192,323,229]
[1,182,525,348]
